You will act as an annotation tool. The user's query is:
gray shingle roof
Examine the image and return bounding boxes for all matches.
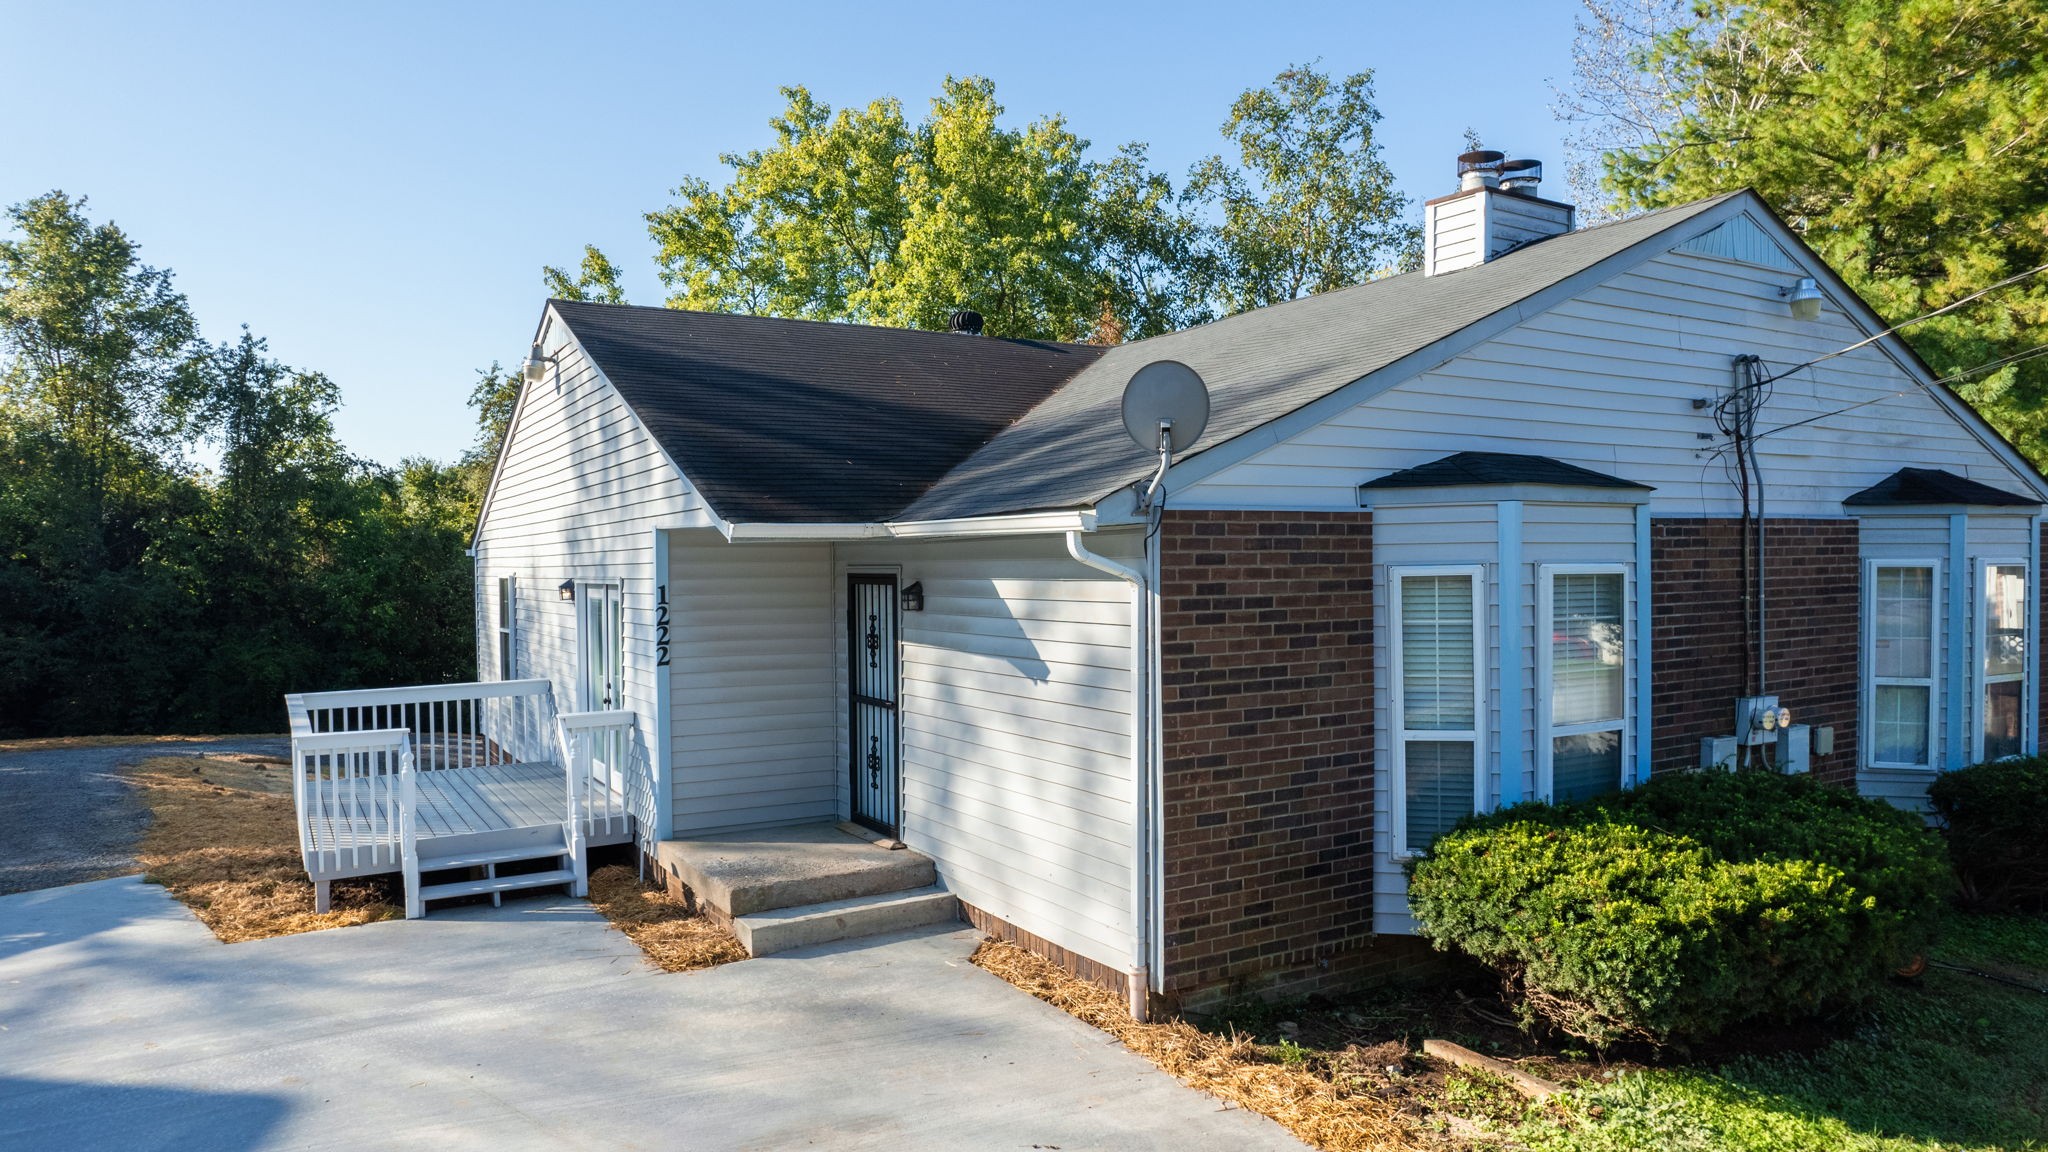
[549,301,1101,523]
[555,193,1739,525]
[898,193,1738,521]
[1844,467,2038,508]
[1358,451,1651,491]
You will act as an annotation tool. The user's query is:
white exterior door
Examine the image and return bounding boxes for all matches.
[579,582,626,792]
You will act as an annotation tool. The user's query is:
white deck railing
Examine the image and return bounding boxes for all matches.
[556,710,638,899]
[283,679,643,915]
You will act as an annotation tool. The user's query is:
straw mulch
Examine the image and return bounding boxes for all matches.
[127,755,400,941]
[585,864,748,972]
[972,937,1431,1152]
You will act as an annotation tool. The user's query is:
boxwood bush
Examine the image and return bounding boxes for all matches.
[1406,770,1948,1047]
[1929,756,2048,910]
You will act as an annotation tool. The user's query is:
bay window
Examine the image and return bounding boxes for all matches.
[1539,566,1628,803]
[1391,567,1485,855]
[1867,562,1939,769]
[1978,562,2028,762]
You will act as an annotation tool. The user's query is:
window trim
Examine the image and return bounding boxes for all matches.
[1389,564,1488,859]
[1536,563,1630,802]
[1864,558,1943,771]
[1972,557,2030,763]
[496,574,517,681]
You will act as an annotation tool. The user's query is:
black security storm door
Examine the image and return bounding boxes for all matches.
[848,574,901,836]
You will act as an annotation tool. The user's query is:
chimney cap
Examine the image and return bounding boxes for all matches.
[948,309,984,336]
[1456,149,1506,173]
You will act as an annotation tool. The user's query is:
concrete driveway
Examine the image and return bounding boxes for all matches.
[0,878,1306,1152]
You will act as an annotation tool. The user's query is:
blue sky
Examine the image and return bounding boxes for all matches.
[5,1,1582,467]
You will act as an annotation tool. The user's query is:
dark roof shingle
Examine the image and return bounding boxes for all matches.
[1843,467,2038,508]
[1358,451,1651,491]
[549,302,1102,523]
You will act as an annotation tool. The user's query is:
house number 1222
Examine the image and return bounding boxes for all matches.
[655,584,671,667]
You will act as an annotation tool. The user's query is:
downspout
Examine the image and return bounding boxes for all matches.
[1065,529,1152,1022]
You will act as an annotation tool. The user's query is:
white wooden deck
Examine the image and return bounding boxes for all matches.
[284,680,643,916]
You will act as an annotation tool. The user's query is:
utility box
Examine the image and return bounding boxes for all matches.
[1777,724,1811,774]
[1700,735,1739,771]
[1814,725,1835,756]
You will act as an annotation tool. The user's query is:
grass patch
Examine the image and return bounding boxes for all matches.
[0,733,273,754]
[972,937,1424,1151]
[585,863,747,972]
[126,754,400,941]
[977,916,2048,1151]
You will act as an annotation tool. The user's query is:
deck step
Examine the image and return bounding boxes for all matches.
[417,843,568,872]
[733,885,958,957]
[418,868,577,904]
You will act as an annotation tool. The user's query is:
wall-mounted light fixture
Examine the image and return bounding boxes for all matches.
[558,580,576,602]
[899,581,925,613]
[523,341,559,386]
[1780,277,1823,322]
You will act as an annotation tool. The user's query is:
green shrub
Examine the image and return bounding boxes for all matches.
[1929,756,2048,910]
[1406,770,1949,1047]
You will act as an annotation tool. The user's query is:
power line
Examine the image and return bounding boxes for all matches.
[1753,260,2048,388]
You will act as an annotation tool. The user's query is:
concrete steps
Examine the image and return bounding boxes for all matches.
[734,885,958,956]
[653,822,956,956]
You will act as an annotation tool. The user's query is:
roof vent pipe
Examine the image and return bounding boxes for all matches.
[1498,158,1544,197]
[947,309,984,336]
[1456,149,1505,191]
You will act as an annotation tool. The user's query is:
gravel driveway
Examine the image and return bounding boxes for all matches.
[0,737,288,896]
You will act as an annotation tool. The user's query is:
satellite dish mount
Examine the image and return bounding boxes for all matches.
[1120,361,1211,512]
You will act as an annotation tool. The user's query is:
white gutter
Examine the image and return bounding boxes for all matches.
[1064,529,1152,1022]
[720,509,1097,542]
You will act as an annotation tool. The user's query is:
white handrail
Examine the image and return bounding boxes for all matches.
[288,727,413,910]
[555,710,638,898]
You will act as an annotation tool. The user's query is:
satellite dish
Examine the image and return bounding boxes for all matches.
[1121,360,1210,454]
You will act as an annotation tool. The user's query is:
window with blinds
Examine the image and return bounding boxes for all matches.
[1868,562,1938,768]
[1980,562,2028,762]
[1392,568,1483,854]
[497,575,516,680]
[1542,568,1627,804]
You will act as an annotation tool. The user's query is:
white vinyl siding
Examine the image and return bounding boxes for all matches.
[1976,560,2029,762]
[1538,565,1628,803]
[666,533,839,834]
[1390,567,1486,857]
[1866,561,1941,770]
[1179,242,2038,519]
[836,532,1139,974]
[471,314,710,828]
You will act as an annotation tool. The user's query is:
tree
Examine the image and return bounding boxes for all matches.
[543,245,629,304]
[0,192,199,532]
[1578,0,2048,459]
[1188,65,1418,313]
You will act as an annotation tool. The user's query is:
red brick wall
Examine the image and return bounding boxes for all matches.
[1157,510,1386,1005]
[1650,519,1861,784]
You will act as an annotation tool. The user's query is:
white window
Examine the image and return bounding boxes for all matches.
[1866,561,1940,769]
[496,575,516,680]
[1538,566,1628,803]
[1977,561,2029,762]
[1391,567,1486,855]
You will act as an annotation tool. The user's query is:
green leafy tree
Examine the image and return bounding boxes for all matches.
[0,192,200,536]
[1584,0,2048,458]
[543,245,629,304]
[1188,65,1419,312]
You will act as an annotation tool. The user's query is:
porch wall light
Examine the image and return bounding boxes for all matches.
[1781,277,1824,322]
[558,580,576,602]
[900,581,925,613]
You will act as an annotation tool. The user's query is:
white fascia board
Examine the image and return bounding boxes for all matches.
[1844,503,2042,517]
[887,509,1098,538]
[720,508,1099,542]
[1103,196,1757,512]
